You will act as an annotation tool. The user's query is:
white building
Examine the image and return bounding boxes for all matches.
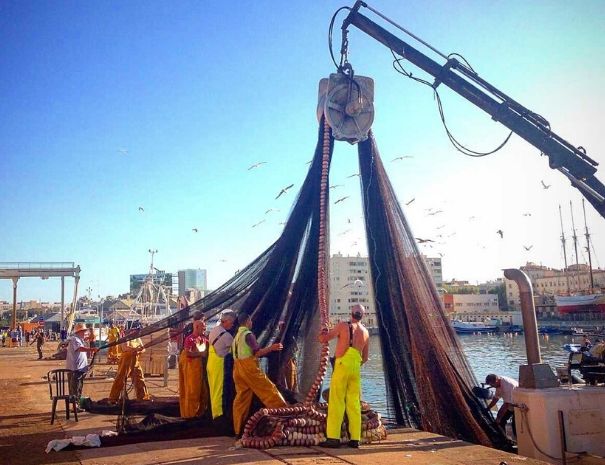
[329,253,377,328]
[177,269,208,297]
[422,256,443,287]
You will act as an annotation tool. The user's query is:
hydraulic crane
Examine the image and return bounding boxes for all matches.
[325,1,605,219]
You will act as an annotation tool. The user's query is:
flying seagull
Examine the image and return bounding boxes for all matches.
[427,210,444,216]
[541,180,551,189]
[405,198,416,206]
[138,206,144,212]
[252,219,266,228]
[522,212,532,217]
[334,196,350,204]
[275,184,294,199]
[496,229,504,238]
[219,259,228,262]
[192,228,198,233]
[338,229,351,236]
[391,155,414,161]
[265,208,280,215]
[248,162,267,170]
[415,238,435,243]
[346,173,360,179]
[329,184,343,190]
[118,148,128,155]
[523,245,533,251]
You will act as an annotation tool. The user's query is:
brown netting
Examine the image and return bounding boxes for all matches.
[358,132,508,448]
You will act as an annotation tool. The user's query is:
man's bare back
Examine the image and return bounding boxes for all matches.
[320,320,369,363]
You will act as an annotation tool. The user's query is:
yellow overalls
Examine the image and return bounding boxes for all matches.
[108,338,150,402]
[107,327,121,362]
[326,324,362,441]
[232,326,287,436]
[207,328,230,419]
[178,347,208,418]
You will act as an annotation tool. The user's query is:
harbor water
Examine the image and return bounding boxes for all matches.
[355,333,581,417]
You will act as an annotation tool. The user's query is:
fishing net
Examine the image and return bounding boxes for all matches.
[358,133,508,448]
[93,118,508,449]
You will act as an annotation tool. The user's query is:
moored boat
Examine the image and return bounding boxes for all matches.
[555,293,605,314]
[451,320,497,334]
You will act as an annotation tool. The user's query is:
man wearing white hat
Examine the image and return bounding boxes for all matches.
[66,323,97,401]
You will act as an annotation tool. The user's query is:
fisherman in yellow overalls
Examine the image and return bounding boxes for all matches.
[207,310,236,420]
[106,322,121,363]
[178,319,209,417]
[319,304,369,449]
[232,313,287,441]
[108,323,151,402]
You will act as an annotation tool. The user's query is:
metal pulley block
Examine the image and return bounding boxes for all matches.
[317,73,374,144]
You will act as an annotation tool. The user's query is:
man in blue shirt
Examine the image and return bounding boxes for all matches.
[66,323,96,401]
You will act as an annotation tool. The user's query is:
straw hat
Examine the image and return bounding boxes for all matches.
[73,323,88,334]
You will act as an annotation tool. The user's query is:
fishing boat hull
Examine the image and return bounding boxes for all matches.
[555,294,605,314]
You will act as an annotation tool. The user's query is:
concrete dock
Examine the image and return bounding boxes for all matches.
[0,344,554,465]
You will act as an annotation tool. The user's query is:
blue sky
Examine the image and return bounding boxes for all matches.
[1,1,604,302]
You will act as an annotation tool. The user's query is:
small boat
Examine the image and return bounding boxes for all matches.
[538,326,562,335]
[562,343,582,353]
[452,320,497,334]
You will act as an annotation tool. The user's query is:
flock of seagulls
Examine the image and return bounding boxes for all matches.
[133,152,552,263]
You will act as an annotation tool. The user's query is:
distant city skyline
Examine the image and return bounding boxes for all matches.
[1,1,604,302]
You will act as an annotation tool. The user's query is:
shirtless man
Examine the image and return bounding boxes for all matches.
[318,304,369,448]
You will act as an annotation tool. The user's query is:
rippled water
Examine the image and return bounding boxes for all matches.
[349,333,581,416]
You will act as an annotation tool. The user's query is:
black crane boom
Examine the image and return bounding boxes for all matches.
[342,2,605,218]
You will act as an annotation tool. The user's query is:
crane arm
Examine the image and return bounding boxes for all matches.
[342,2,605,218]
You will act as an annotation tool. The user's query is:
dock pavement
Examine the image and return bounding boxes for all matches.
[0,343,553,465]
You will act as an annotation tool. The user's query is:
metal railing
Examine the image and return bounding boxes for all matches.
[0,262,75,270]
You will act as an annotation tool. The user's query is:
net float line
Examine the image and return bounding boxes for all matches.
[240,402,387,449]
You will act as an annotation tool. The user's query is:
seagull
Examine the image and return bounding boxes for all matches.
[192,228,198,233]
[522,212,532,217]
[329,184,343,190]
[138,206,144,212]
[405,198,416,206]
[347,218,352,224]
[415,238,435,243]
[265,208,280,215]
[523,245,533,251]
[305,159,313,165]
[541,180,551,189]
[334,196,350,204]
[338,229,351,236]
[248,162,267,171]
[346,173,360,179]
[219,259,228,262]
[436,225,445,229]
[468,216,477,221]
[275,184,294,199]
[252,219,266,228]
[496,229,504,238]
[118,148,128,155]
[391,155,414,161]
[438,252,445,257]
[427,210,444,216]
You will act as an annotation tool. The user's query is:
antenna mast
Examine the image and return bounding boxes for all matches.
[559,205,571,294]
[582,198,595,292]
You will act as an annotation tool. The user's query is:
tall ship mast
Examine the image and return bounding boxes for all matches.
[555,202,605,315]
[582,198,595,291]
[559,204,571,294]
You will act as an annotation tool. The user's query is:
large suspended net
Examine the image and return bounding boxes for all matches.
[92,118,509,450]
[358,133,508,448]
